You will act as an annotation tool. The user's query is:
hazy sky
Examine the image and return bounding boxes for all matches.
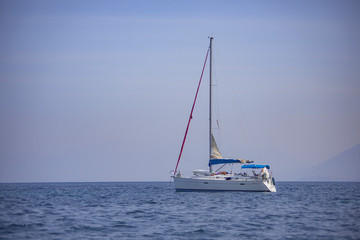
[1,0,359,182]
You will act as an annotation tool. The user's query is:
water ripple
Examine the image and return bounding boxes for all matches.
[0,182,359,239]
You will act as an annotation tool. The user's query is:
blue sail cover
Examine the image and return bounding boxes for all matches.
[208,159,242,166]
[241,164,270,169]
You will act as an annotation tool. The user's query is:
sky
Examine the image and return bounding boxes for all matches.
[0,0,359,182]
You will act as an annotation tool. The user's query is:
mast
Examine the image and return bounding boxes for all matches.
[209,37,213,172]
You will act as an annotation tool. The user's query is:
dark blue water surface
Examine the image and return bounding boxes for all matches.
[0,182,359,240]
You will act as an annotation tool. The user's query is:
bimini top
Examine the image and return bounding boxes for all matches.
[209,159,253,166]
[241,164,270,169]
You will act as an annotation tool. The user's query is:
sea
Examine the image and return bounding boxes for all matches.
[0,182,359,240]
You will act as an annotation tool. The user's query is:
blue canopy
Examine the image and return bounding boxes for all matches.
[241,164,270,169]
[209,159,242,166]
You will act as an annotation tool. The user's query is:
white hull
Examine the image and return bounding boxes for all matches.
[173,176,276,192]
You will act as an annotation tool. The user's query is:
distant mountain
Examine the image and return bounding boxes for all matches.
[301,144,360,181]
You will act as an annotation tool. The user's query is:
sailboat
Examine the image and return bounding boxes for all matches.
[172,37,276,192]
